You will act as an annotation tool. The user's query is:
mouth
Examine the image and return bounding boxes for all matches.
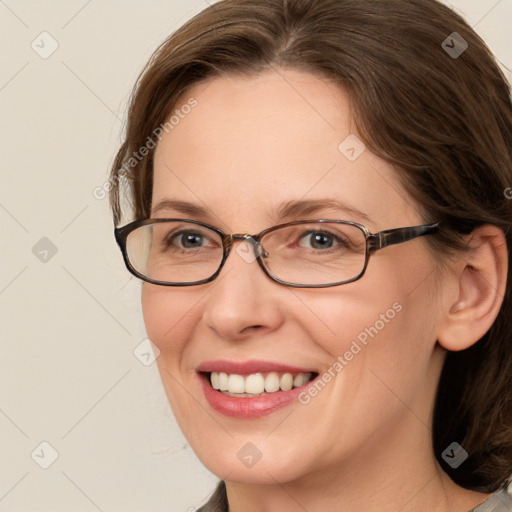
[201,370,319,397]
[195,361,320,418]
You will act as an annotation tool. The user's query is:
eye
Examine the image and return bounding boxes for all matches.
[169,230,208,249]
[298,231,345,250]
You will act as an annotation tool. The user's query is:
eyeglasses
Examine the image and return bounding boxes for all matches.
[114,218,439,288]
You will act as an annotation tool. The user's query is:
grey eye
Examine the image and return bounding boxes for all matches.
[298,231,341,250]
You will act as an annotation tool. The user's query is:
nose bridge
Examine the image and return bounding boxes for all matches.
[231,233,251,241]
[224,233,264,259]
[202,233,283,339]
[222,232,251,248]
[232,233,254,242]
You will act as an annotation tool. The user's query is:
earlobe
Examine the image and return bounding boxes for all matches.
[437,225,508,352]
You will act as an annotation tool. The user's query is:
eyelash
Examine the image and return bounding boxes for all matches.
[296,230,350,249]
[165,230,215,250]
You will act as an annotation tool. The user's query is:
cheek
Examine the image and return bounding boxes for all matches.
[293,283,406,359]
[141,284,201,360]
[294,263,439,402]
[141,284,207,430]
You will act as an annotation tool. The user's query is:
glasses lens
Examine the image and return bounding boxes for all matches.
[260,222,367,285]
[125,221,224,284]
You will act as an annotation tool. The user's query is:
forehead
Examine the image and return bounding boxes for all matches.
[151,69,418,232]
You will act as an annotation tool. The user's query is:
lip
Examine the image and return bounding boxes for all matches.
[196,359,317,374]
[196,360,319,418]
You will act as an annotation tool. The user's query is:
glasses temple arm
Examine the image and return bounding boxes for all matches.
[368,223,440,251]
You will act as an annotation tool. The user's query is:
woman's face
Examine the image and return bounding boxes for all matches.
[143,69,445,484]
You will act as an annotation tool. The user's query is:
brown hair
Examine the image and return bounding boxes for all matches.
[109,0,512,492]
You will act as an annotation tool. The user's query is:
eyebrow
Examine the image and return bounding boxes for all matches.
[151,198,372,224]
[275,199,372,224]
[151,199,210,218]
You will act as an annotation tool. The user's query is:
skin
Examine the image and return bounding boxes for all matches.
[141,69,507,511]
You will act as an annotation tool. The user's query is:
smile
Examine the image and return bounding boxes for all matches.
[209,371,315,396]
[195,360,320,418]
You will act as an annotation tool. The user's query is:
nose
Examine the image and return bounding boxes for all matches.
[201,239,284,341]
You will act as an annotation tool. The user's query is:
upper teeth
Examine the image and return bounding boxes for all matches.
[210,371,313,395]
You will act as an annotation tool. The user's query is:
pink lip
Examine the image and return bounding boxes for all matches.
[196,359,316,374]
[195,360,319,418]
[198,374,314,418]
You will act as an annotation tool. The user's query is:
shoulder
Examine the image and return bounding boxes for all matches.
[195,480,512,511]
[470,482,512,512]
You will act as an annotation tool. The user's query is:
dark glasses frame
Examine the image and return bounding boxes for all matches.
[114,218,440,288]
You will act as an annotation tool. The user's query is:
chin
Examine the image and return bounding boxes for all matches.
[186,433,312,485]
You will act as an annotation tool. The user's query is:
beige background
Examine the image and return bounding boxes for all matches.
[1,1,511,510]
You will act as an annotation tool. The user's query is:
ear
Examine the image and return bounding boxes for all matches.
[437,225,508,352]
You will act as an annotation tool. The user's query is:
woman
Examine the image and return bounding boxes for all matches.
[109,0,512,510]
